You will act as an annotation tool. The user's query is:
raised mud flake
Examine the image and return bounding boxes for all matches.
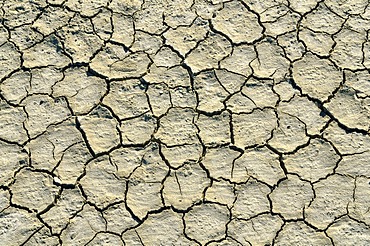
[131,209,195,245]
[202,146,240,181]
[185,32,232,73]
[327,216,370,246]
[164,4,197,28]
[103,203,138,234]
[164,17,209,56]
[277,32,305,61]
[325,0,368,17]
[28,67,63,95]
[146,83,172,117]
[32,6,74,36]
[278,96,329,135]
[77,105,120,154]
[273,80,300,102]
[131,30,163,55]
[161,142,203,169]
[298,28,334,57]
[304,174,354,230]
[152,47,182,68]
[40,188,85,234]
[207,237,243,246]
[292,53,342,102]
[163,163,210,210]
[363,4,370,19]
[0,190,10,212]
[171,86,198,109]
[109,0,143,15]
[220,44,256,76]
[228,213,284,246]
[263,9,300,37]
[345,70,370,97]
[194,70,228,113]
[103,79,150,120]
[184,203,229,245]
[54,142,92,185]
[301,3,344,34]
[90,44,151,79]
[241,77,279,108]
[337,151,370,177]
[133,4,167,35]
[23,35,71,68]
[0,24,9,46]
[109,147,146,179]
[196,111,231,146]
[0,42,21,80]
[2,0,46,28]
[86,233,124,246]
[205,180,235,207]
[212,0,263,44]
[233,146,285,186]
[23,95,71,138]
[0,141,28,186]
[192,0,223,20]
[46,0,65,5]
[126,143,168,219]
[232,108,278,149]
[10,24,43,51]
[325,86,370,131]
[58,15,104,63]
[283,139,340,182]
[65,0,109,17]
[1,70,31,104]
[155,107,198,146]
[111,13,134,47]
[345,15,370,34]
[331,28,366,70]
[268,112,310,153]
[80,155,126,209]
[288,0,320,14]
[240,0,287,19]
[234,84,277,112]
[26,118,86,171]
[0,207,42,246]
[23,226,59,246]
[11,168,60,212]
[323,121,370,155]
[215,69,247,94]
[226,92,257,114]
[232,179,271,220]
[270,174,314,220]
[256,2,289,22]
[60,204,106,246]
[348,176,370,226]
[250,39,290,80]
[364,41,370,69]
[52,66,107,115]
[91,8,113,41]
[144,64,191,88]
[119,113,156,145]
[0,101,28,144]
[126,181,163,220]
[274,221,332,246]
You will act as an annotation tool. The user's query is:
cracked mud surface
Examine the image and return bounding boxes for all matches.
[0,0,370,245]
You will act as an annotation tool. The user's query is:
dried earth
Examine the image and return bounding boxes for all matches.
[0,0,370,245]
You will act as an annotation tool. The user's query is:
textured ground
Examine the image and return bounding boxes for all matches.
[0,0,370,245]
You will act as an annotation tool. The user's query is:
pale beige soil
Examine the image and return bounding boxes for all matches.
[0,0,370,245]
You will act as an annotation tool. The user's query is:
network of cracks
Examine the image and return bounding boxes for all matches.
[0,0,370,245]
